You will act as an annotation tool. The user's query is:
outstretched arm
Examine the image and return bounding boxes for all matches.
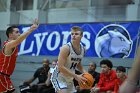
[5,19,39,51]
[119,46,140,93]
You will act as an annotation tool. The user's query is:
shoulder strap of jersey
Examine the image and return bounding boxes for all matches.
[66,42,72,56]
[80,43,86,56]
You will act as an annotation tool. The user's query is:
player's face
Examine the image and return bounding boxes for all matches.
[71,30,82,42]
[11,28,20,40]
[101,64,110,74]
[116,71,124,78]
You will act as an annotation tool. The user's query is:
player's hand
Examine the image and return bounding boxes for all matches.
[74,74,87,87]
[30,19,39,31]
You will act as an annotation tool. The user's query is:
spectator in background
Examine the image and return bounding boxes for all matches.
[113,66,127,93]
[75,62,100,93]
[88,62,100,86]
[23,58,50,93]
[42,59,57,93]
[91,59,117,93]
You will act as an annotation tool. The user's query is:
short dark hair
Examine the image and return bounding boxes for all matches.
[43,58,50,64]
[116,66,126,72]
[6,26,17,38]
[100,59,113,69]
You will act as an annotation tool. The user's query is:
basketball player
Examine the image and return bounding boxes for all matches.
[51,26,87,93]
[0,19,39,93]
[119,46,140,93]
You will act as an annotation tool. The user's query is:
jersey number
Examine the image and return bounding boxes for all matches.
[70,62,77,69]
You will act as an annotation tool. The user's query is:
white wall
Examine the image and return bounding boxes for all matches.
[0,12,10,30]
[0,0,140,31]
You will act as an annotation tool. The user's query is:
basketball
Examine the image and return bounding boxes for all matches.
[79,72,94,89]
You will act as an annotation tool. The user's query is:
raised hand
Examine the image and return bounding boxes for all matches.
[30,19,39,30]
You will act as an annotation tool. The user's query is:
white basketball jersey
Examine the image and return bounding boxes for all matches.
[65,42,85,74]
[51,42,85,92]
[56,42,85,80]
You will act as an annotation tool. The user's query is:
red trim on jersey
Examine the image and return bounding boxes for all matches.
[0,41,18,76]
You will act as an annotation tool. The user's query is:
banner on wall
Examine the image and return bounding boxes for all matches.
[18,22,140,58]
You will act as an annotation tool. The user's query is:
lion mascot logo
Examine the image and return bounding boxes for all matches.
[95,24,132,58]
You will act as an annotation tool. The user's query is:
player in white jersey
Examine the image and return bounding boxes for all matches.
[51,26,87,93]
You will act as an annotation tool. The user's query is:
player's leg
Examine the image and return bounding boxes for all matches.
[58,81,76,93]
[58,89,69,93]
[0,75,15,93]
[51,74,68,93]
[58,89,75,93]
